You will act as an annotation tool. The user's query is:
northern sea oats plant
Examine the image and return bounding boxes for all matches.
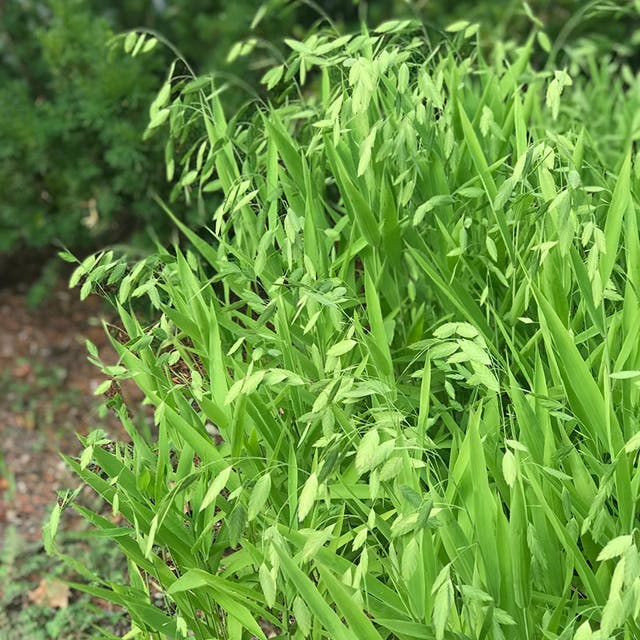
[49,10,640,640]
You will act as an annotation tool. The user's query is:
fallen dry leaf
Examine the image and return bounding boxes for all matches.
[13,362,32,379]
[15,412,36,430]
[28,578,70,609]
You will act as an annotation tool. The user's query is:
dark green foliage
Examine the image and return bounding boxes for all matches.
[90,0,364,71]
[0,0,168,265]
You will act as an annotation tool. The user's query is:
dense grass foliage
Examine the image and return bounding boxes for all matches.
[49,13,640,640]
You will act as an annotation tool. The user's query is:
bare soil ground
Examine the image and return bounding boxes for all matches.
[0,280,140,638]
[0,283,132,542]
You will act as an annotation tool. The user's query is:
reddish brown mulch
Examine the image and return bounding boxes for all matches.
[0,279,149,637]
[0,282,139,545]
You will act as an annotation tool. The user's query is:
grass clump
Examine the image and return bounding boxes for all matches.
[50,12,640,640]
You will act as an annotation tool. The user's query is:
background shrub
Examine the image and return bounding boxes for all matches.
[0,0,166,265]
